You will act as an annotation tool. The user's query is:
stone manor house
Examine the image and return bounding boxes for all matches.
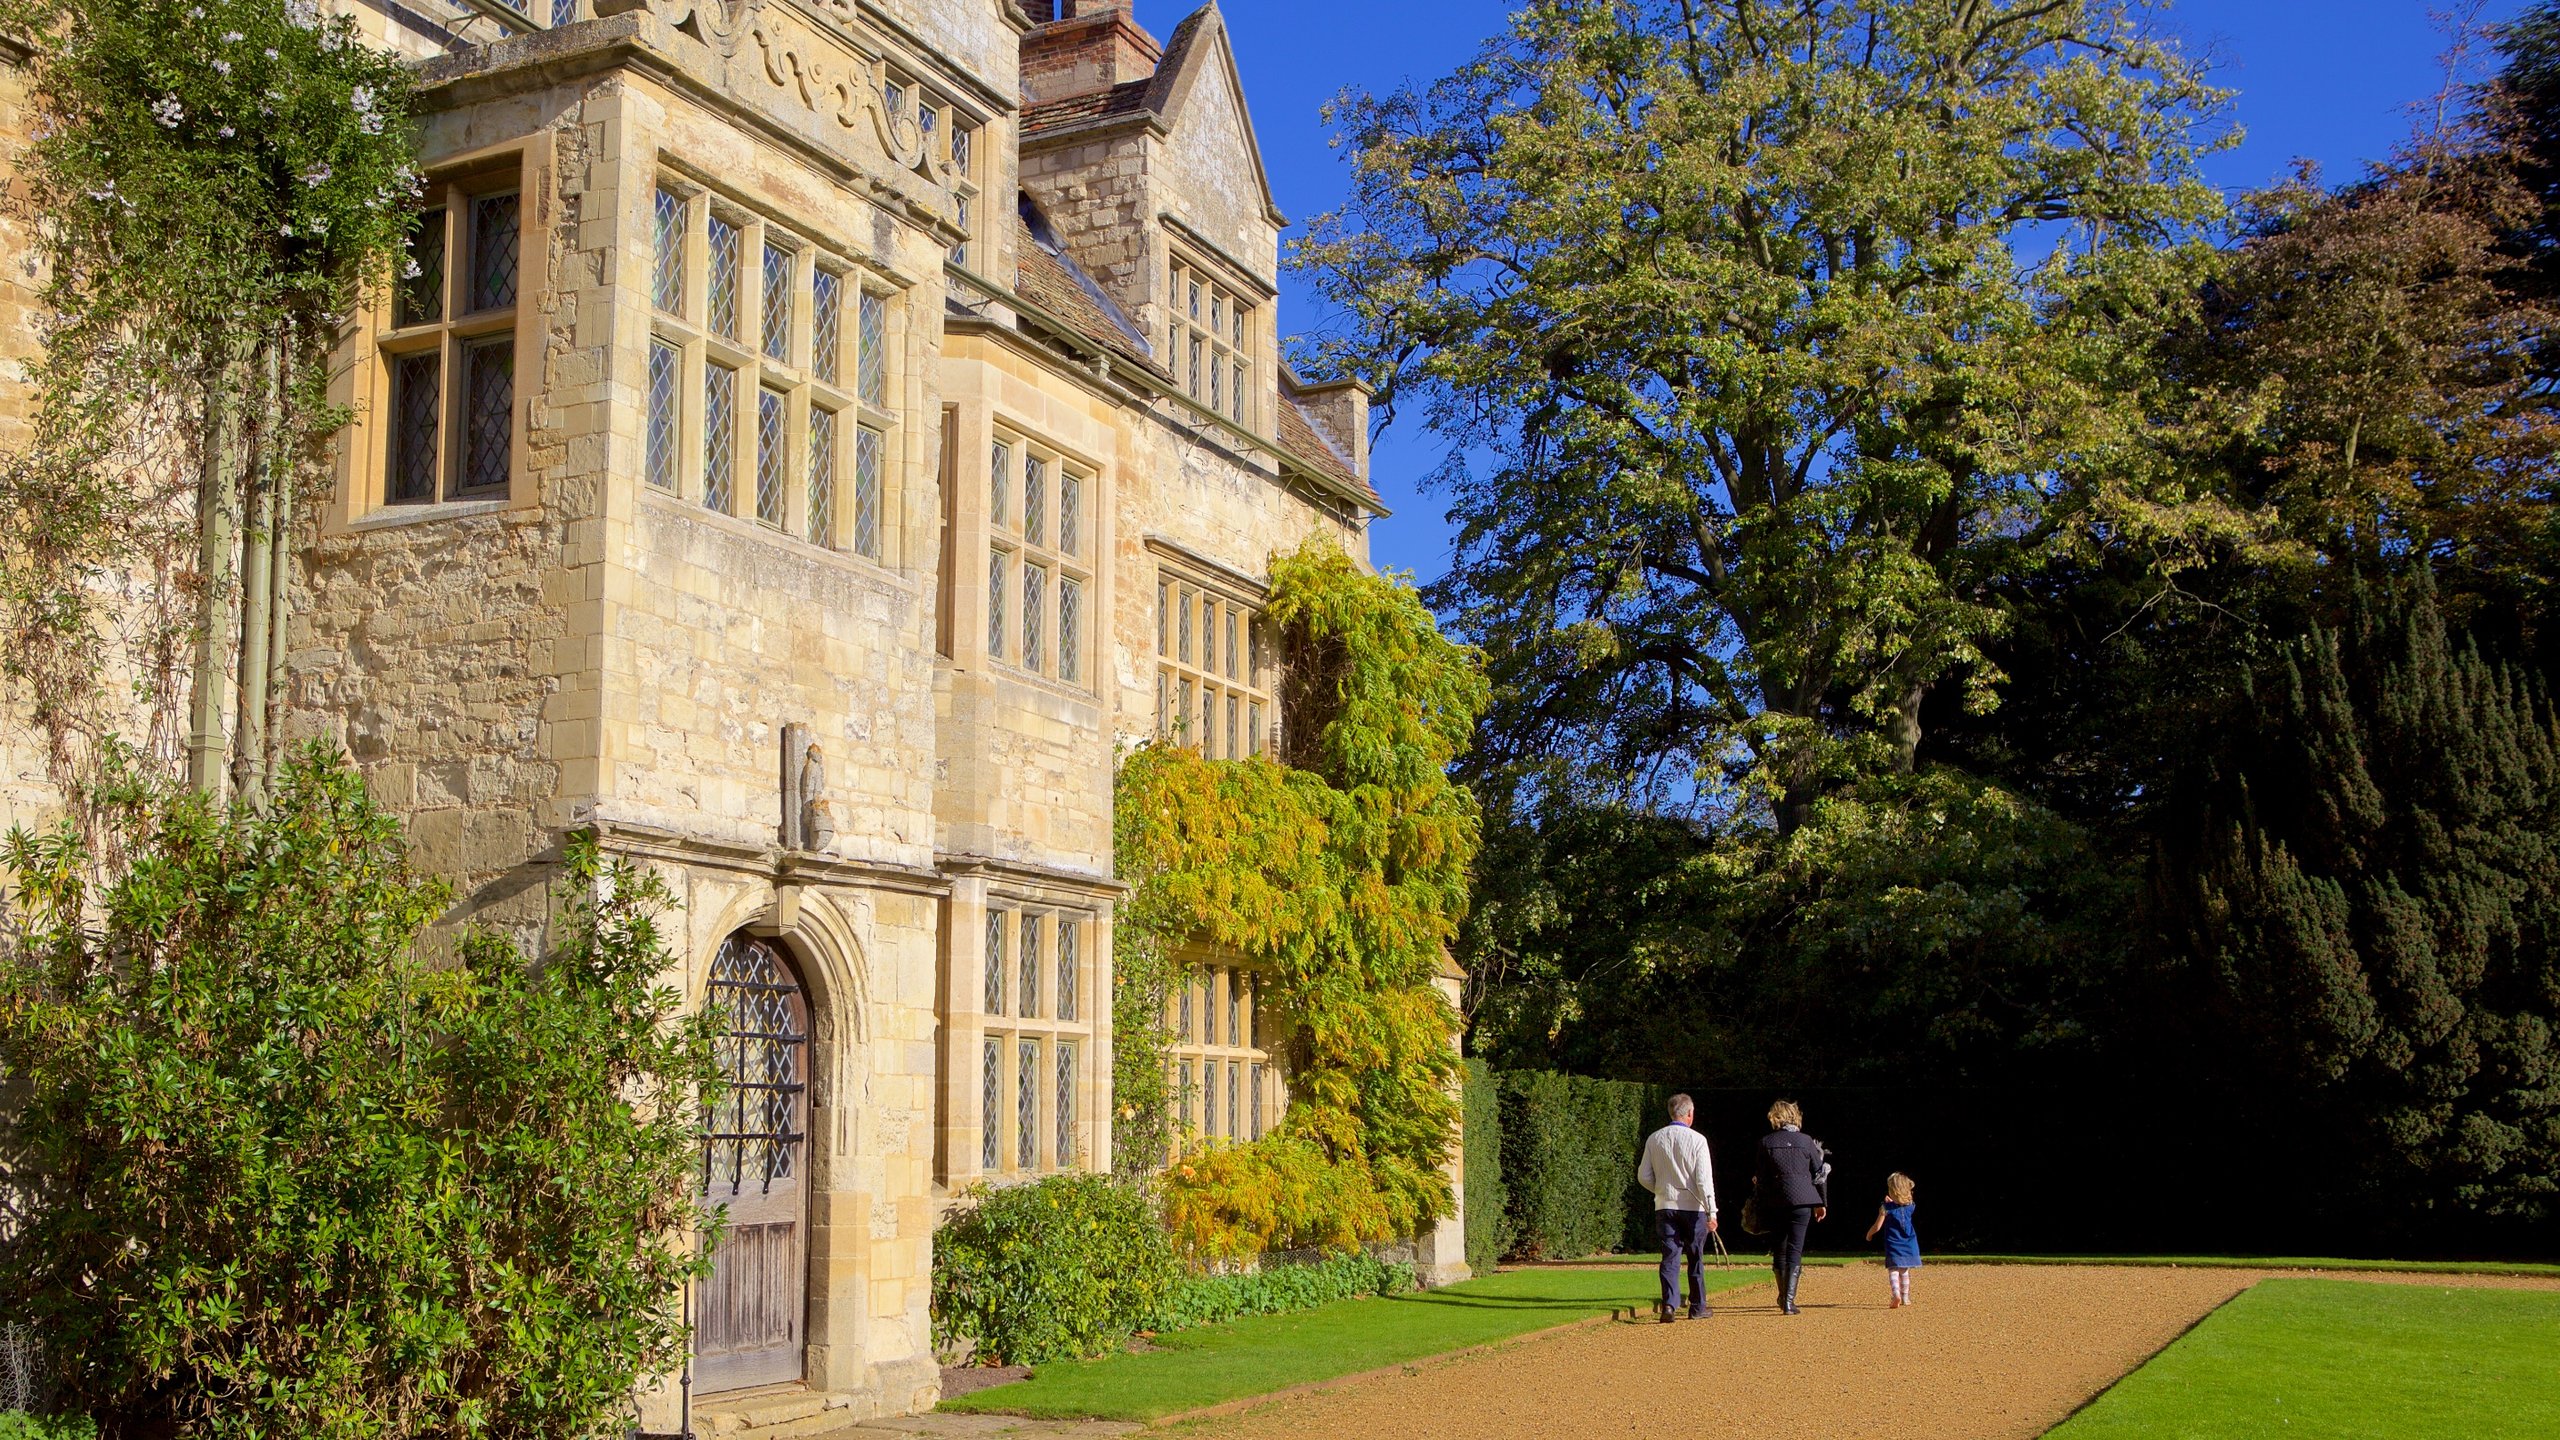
[0,0,1467,1432]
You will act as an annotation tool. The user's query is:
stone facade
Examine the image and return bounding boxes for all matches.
[0,0,1462,1429]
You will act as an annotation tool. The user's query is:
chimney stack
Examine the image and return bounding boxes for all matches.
[1021,0,1163,106]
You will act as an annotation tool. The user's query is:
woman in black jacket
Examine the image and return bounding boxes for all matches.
[1752,1099,1828,1315]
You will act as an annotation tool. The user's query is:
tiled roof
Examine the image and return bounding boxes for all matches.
[1277,393,1377,504]
[1011,213,1164,379]
[1019,79,1155,138]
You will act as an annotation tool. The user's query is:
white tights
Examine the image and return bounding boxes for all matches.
[1889,1267,1913,1303]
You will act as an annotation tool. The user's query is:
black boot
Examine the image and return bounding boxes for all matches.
[1787,1260,1805,1314]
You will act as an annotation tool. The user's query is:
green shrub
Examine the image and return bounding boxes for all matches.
[933,1174,1181,1365]
[1494,1069,1663,1260]
[0,751,718,1439]
[0,1416,94,1440]
[1148,1252,1414,1333]
[1159,1134,1398,1263]
[1462,1059,1508,1271]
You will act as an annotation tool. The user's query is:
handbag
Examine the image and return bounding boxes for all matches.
[1739,1193,1767,1238]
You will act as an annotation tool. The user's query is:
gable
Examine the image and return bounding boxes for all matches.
[1151,5,1283,278]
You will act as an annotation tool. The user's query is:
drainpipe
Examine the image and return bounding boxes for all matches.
[232,344,277,810]
[185,358,240,798]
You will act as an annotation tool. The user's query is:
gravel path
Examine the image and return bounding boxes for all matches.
[1173,1264,2264,1440]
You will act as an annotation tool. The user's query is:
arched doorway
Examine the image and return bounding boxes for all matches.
[697,933,810,1392]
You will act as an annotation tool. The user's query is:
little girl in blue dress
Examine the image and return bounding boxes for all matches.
[1864,1172,1921,1307]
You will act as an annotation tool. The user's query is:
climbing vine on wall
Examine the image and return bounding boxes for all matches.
[0,0,414,806]
[1114,536,1489,1259]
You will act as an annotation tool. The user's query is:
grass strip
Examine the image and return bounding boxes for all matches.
[939,1264,1758,1422]
[1933,1254,2560,1278]
[2047,1278,2560,1439]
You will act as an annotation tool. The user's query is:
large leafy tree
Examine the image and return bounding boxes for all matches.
[1298,0,2239,826]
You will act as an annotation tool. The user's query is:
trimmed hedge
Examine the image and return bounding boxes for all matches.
[931,1175,1180,1365]
[1461,1059,1507,1272]
[1491,1069,1665,1260]
[1148,1252,1414,1332]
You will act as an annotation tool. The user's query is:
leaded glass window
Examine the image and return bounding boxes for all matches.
[1059,474,1080,555]
[553,0,579,27]
[1251,1063,1265,1141]
[760,244,792,362]
[1177,588,1193,663]
[1158,574,1273,757]
[1017,1040,1038,1169]
[811,268,843,386]
[981,1039,1000,1171]
[707,213,741,341]
[984,908,1004,1015]
[462,338,512,495]
[1055,1043,1075,1168]
[807,406,836,545]
[1171,256,1253,425]
[700,936,807,1196]
[1227,1060,1239,1140]
[1022,564,1046,673]
[1059,577,1082,685]
[469,192,519,314]
[1178,975,1193,1042]
[1180,1059,1195,1130]
[755,387,787,526]
[1057,918,1077,1023]
[397,209,444,328]
[1227,695,1239,759]
[986,547,1007,658]
[853,424,883,559]
[646,340,678,492]
[390,353,440,504]
[989,441,1009,526]
[703,362,736,514]
[1022,456,1045,546]
[1245,978,1257,1047]
[1227,968,1241,1046]
[1019,915,1041,1021]
[652,188,684,314]
[857,290,887,407]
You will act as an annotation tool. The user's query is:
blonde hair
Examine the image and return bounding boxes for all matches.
[1767,1099,1802,1128]
[1885,1172,1915,1205]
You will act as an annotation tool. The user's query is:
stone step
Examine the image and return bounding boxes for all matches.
[696,1386,862,1436]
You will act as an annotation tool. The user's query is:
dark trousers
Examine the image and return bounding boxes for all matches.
[1771,1203,1815,1282]
[1656,1209,1709,1313]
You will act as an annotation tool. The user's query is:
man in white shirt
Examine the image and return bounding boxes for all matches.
[1638,1092,1718,1322]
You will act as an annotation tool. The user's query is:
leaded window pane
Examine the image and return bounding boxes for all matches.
[700,937,807,1196]
[468,192,519,313]
[1022,565,1045,673]
[397,208,444,328]
[1177,587,1193,664]
[852,424,883,559]
[703,362,736,514]
[984,908,1004,1015]
[1055,1042,1075,1168]
[1189,336,1202,397]
[953,193,971,267]
[1017,1040,1038,1170]
[1227,1060,1239,1140]
[1178,974,1192,1042]
[652,188,684,314]
[811,268,843,385]
[1057,919,1077,1023]
[986,547,1007,658]
[760,243,792,362]
[1232,361,1246,421]
[1227,969,1240,1045]
[1251,1064,1265,1140]
[953,124,973,171]
[1177,678,1193,743]
[1180,1060,1195,1131]
[857,290,887,407]
[1020,916,1041,1020]
[707,213,741,340]
[1226,610,1239,678]
[390,352,439,503]
[1157,580,1170,656]
[981,1038,1000,1171]
[1188,279,1201,319]
[1058,578,1082,686]
[1059,475,1080,555]
[552,0,579,25]
[1245,979,1257,1046]
[1233,307,1244,347]
[989,441,1009,527]
[1227,695,1238,759]
[1022,456,1045,546]
[462,338,512,494]
[1203,688,1216,757]
[646,340,678,491]
[755,387,787,526]
[1249,701,1262,757]
[1210,356,1221,411]
[807,406,837,545]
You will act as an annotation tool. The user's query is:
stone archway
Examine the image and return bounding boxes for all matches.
[696,931,811,1392]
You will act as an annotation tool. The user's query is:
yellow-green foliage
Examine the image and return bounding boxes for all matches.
[1117,538,1488,1258]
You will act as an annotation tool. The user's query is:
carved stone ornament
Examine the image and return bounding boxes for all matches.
[596,0,766,58]
[740,11,938,179]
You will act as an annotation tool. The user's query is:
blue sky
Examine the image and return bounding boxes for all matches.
[1128,0,2535,586]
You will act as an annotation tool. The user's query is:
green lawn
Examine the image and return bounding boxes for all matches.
[1939,1254,2560,1278]
[2048,1278,2560,1439]
[940,1264,1761,1422]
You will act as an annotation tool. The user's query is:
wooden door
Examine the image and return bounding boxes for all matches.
[697,935,809,1392]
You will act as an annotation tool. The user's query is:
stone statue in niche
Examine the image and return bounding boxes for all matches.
[779,722,834,853]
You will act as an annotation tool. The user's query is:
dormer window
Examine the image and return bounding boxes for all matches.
[1170,255,1250,427]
